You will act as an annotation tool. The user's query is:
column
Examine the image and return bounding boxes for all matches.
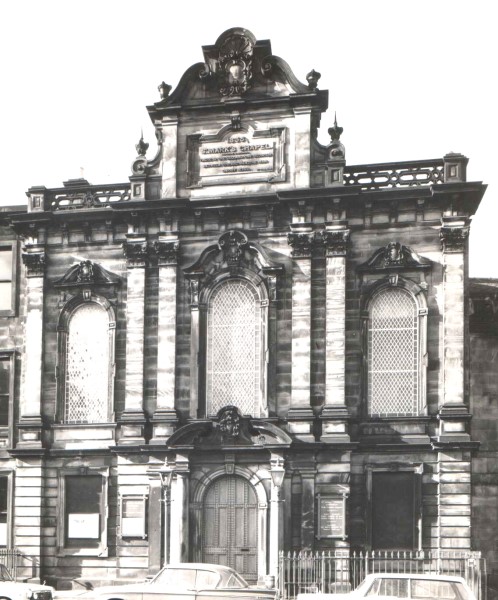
[121,232,147,444]
[169,453,189,563]
[269,454,285,578]
[287,222,314,441]
[151,233,179,442]
[438,216,471,442]
[320,223,350,442]
[18,244,46,446]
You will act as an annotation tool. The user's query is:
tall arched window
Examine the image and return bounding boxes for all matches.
[206,279,263,416]
[367,287,422,416]
[59,299,115,424]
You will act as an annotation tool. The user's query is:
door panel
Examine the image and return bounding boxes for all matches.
[201,476,258,583]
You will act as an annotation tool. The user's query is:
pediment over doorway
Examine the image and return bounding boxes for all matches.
[166,405,292,450]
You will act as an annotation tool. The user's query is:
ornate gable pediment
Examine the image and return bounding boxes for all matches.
[53,260,120,289]
[166,406,292,450]
[150,27,316,109]
[358,242,432,273]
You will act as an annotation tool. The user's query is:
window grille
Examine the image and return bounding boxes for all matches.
[65,303,110,423]
[368,288,419,416]
[206,280,261,416]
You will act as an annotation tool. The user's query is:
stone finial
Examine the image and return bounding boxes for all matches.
[158,81,172,100]
[135,132,149,157]
[328,113,344,141]
[306,69,321,90]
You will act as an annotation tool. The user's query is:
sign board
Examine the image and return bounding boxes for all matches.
[316,494,347,540]
[187,128,286,188]
[67,513,100,539]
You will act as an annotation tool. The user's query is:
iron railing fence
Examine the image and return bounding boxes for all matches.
[279,550,486,600]
[0,547,22,579]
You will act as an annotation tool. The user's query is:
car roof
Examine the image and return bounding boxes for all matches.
[164,563,236,572]
[364,574,466,582]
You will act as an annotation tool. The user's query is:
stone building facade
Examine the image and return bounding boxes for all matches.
[0,27,493,588]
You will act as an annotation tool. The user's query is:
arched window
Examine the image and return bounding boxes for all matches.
[206,279,264,416]
[367,287,424,416]
[58,299,115,424]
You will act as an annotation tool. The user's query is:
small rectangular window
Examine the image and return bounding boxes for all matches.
[0,476,8,546]
[0,246,15,315]
[371,472,416,550]
[120,495,147,538]
[0,358,11,427]
[59,470,108,556]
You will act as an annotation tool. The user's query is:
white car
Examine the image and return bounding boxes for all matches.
[297,573,477,600]
[54,563,277,600]
[0,563,54,600]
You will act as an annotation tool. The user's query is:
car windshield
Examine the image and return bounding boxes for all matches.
[0,564,14,582]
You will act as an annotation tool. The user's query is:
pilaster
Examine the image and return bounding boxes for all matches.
[18,244,46,447]
[169,454,189,563]
[120,232,147,444]
[287,221,314,441]
[438,216,470,442]
[151,233,180,442]
[320,222,350,442]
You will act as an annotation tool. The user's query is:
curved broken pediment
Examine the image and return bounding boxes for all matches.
[166,406,292,450]
[183,230,284,299]
[53,260,120,289]
[358,242,432,273]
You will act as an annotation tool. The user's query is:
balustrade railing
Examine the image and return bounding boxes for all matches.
[47,183,131,210]
[343,159,445,190]
[279,550,486,600]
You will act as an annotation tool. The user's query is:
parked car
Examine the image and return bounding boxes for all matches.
[297,573,477,600]
[54,563,277,600]
[0,563,55,600]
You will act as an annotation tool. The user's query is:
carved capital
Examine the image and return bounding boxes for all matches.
[152,238,180,266]
[122,235,148,267]
[287,231,314,258]
[440,218,470,253]
[320,228,350,257]
[22,246,46,278]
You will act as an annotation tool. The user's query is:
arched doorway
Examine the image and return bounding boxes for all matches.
[201,475,258,582]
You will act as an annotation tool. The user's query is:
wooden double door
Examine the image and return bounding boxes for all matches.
[201,475,258,583]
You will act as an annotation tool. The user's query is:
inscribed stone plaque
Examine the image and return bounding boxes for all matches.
[187,128,286,188]
[317,494,346,539]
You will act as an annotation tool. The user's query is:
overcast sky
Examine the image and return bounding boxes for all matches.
[2,0,496,276]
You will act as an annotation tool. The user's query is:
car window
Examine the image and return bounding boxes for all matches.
[153,568,197,588]
[196,570,220,589]
[411,580,465,600]
[366,578,408,597]
[225,573,248,588]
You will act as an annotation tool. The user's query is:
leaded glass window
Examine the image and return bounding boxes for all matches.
[368,288,419,416]
[206,280,261,416]
[65,303,110,423]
